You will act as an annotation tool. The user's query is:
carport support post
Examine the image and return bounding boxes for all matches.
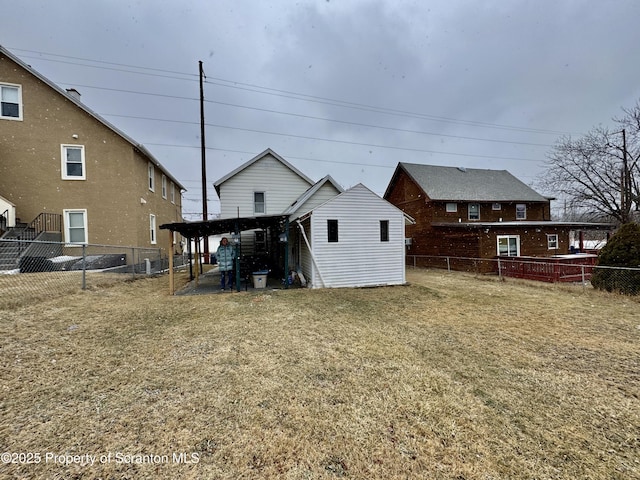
[284,219,289,289]
[235,221,241,292]
[82,243,86,290]
[168,229,174,295]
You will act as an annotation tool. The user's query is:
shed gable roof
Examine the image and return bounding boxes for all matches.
[283,175,343,217]
[387,163,549,202]
[0,45,185,191]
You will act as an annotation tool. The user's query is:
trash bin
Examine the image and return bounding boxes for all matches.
[252,270,269,289]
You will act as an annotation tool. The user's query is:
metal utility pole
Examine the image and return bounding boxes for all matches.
[199,60,209,262]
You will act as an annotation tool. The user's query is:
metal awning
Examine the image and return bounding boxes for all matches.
[160,215,289,238]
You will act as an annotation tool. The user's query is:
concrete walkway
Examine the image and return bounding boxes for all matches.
[175,266,296,296]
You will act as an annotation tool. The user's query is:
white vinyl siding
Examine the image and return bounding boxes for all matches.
[303,184,406,288]
[218,154,313,219]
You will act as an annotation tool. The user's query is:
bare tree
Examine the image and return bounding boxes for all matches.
[539,101,640,225]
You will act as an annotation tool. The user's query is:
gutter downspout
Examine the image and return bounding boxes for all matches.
[296,219,326,288]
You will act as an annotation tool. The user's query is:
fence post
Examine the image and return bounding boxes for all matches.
[446,256,451,272]
[581,265,586,292]
[131,247,136,278]
[82,243,86,290]
[498,257,502,279]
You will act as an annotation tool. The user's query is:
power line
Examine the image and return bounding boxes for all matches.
[12,47,575,136]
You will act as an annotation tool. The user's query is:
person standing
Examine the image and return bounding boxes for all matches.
[216,237,235,290]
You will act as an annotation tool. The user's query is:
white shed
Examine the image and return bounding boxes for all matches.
[293,183,410,289]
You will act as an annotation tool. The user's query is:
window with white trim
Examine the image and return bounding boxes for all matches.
[492,203,502,211]
[547,234,559,250]
[170,181,175,204]
[1,83,22,120]
[161,175,167,199]
[61,145,85,180]
[497,235,520,257]
[148,163,155,191]
[516,203,527,220]
[446,202,457,213]
[63,209,88,244]
[254,192,265,214]
[150,214,157,244]
[468,203,480,220]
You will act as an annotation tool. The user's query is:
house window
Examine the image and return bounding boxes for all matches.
[254,192,265,214]
[148,163,155,191]
[61,145,85,180]
[380,220,389,242]
[497,235,520,257]
[150,214,157,244]
[327,219,339,243]
[446,203,457,213]
[162,175,167,199]
[468,203,480,220]
[1,83,21,120]
[63,209,88,244]
[516,204,527,220]
[170,182,175,204]
[492,203,502,211]
[547,234,559,250]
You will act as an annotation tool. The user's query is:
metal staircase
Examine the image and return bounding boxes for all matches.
[0,213,62,270]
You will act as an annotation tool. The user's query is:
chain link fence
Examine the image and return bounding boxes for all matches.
[0,239,187,309]
[407,254,640,294]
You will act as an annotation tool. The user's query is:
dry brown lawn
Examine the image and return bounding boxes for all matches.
[1,269,639,479]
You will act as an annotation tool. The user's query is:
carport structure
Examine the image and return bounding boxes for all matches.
[160,215,289,295]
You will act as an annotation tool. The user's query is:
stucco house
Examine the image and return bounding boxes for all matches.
[0,45,184,267]
[163,148,410,289]
[384,162,612,272]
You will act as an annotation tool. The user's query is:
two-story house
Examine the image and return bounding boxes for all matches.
[0,45,184,264]
[384,162,613,267]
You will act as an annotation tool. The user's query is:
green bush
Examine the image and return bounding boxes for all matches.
[591,222,640,295]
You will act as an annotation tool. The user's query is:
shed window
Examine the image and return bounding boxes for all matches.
[380,220,389,242]
[468,203,480,220]
[254,192,265,214]
[446,203,457,213]
[327,219,339,243]
[516,204,527,220]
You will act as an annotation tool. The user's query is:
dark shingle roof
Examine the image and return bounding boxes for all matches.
[399,163,549,202]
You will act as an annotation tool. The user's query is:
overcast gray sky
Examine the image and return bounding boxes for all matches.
[4,0,640,219]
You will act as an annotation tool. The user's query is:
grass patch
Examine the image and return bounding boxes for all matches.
[1,269,639,478]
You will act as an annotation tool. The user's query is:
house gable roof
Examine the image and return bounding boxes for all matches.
[0,45,185,191]
[213,148,315,197]
[385,162,549,203]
